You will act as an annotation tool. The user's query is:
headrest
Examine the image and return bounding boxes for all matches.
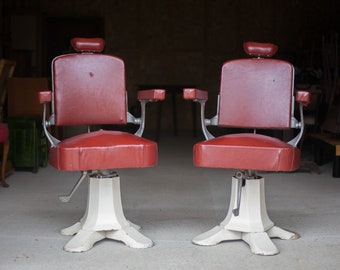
[243,42,278,58]
[71,37,105,53]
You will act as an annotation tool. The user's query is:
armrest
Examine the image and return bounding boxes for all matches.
[137,89,165,101]
[295,90,311,106]
[183,88,208,101]
[132,89,166,137]
[183,88,215,140]
[37,90,59,147]
[288,90,311,147]
[38,90,52,103]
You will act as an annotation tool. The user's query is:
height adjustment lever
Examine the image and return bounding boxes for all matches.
[232,171,246,216]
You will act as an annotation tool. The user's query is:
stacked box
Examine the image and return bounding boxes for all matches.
[8,116,48,173]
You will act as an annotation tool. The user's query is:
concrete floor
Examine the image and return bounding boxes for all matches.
[1,133,340,270]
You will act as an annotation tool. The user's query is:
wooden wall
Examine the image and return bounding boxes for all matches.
[1,0,339,132]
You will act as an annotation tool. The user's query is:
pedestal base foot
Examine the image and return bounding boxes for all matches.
[193,225,241,246]
[193,175,299,255]
[61,222,82,236]
[106,226,153,249]
[60,174,153,252]
[61,220,152,252]
[64,229,105,252]
[267,225,300,240]
[193,225,298,256]
[242,232,278,256]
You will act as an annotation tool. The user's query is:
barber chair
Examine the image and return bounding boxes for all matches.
[184,42,310,255]
[38,38,165,252]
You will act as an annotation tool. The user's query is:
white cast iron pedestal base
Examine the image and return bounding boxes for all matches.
[61,175,153,252]
[193,176,299,255]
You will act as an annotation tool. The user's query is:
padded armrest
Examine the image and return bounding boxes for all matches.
[137,89,166,101]
[38,91,52,103]
[184,88,214,140]
[295,90,311,106]
[132,89,165,137]
[183,88,208,101]
[287,90,311,146]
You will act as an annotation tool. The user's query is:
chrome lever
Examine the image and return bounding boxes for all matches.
[59,171,88,202]
[232,171,246,216]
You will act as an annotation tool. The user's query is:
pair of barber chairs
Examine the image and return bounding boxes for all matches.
[38,38,310,255]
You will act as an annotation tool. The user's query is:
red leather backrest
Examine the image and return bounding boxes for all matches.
[218,58,293,129]
[52,53,126,126]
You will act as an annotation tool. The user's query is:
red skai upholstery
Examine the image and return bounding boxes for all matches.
[70,37,105,52]
[49,130,157,171]
[184,42,311,256]
[194,134,300,171]
[192,41,309,172]
[39,37,165,172]
[38,37,165,252]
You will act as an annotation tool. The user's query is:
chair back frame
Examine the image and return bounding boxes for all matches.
[51,53,127,126]
[218,58,295,129]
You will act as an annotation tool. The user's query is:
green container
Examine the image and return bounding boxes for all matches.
[8,116,48,173]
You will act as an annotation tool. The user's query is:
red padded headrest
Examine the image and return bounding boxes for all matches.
[71,37,105,53]
[243,42,278,57]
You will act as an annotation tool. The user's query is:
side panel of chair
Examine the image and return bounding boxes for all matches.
[52,54,127,126]
[218,59,294,129]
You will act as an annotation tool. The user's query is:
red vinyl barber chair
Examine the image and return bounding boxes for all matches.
[184,42,310,255]
[38,38,165,252]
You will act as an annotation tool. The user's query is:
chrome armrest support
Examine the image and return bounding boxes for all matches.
[205,114,219,126]
[198,100,216,140]
[127,100,147,137]
[288,103,304,147]
[42,103,60,147]
[127,112,141,125]
[128,89,165,137]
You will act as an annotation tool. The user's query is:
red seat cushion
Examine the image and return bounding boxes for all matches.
[193,133,300,172]
[0,123,8,142]
[49,130,157,171]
